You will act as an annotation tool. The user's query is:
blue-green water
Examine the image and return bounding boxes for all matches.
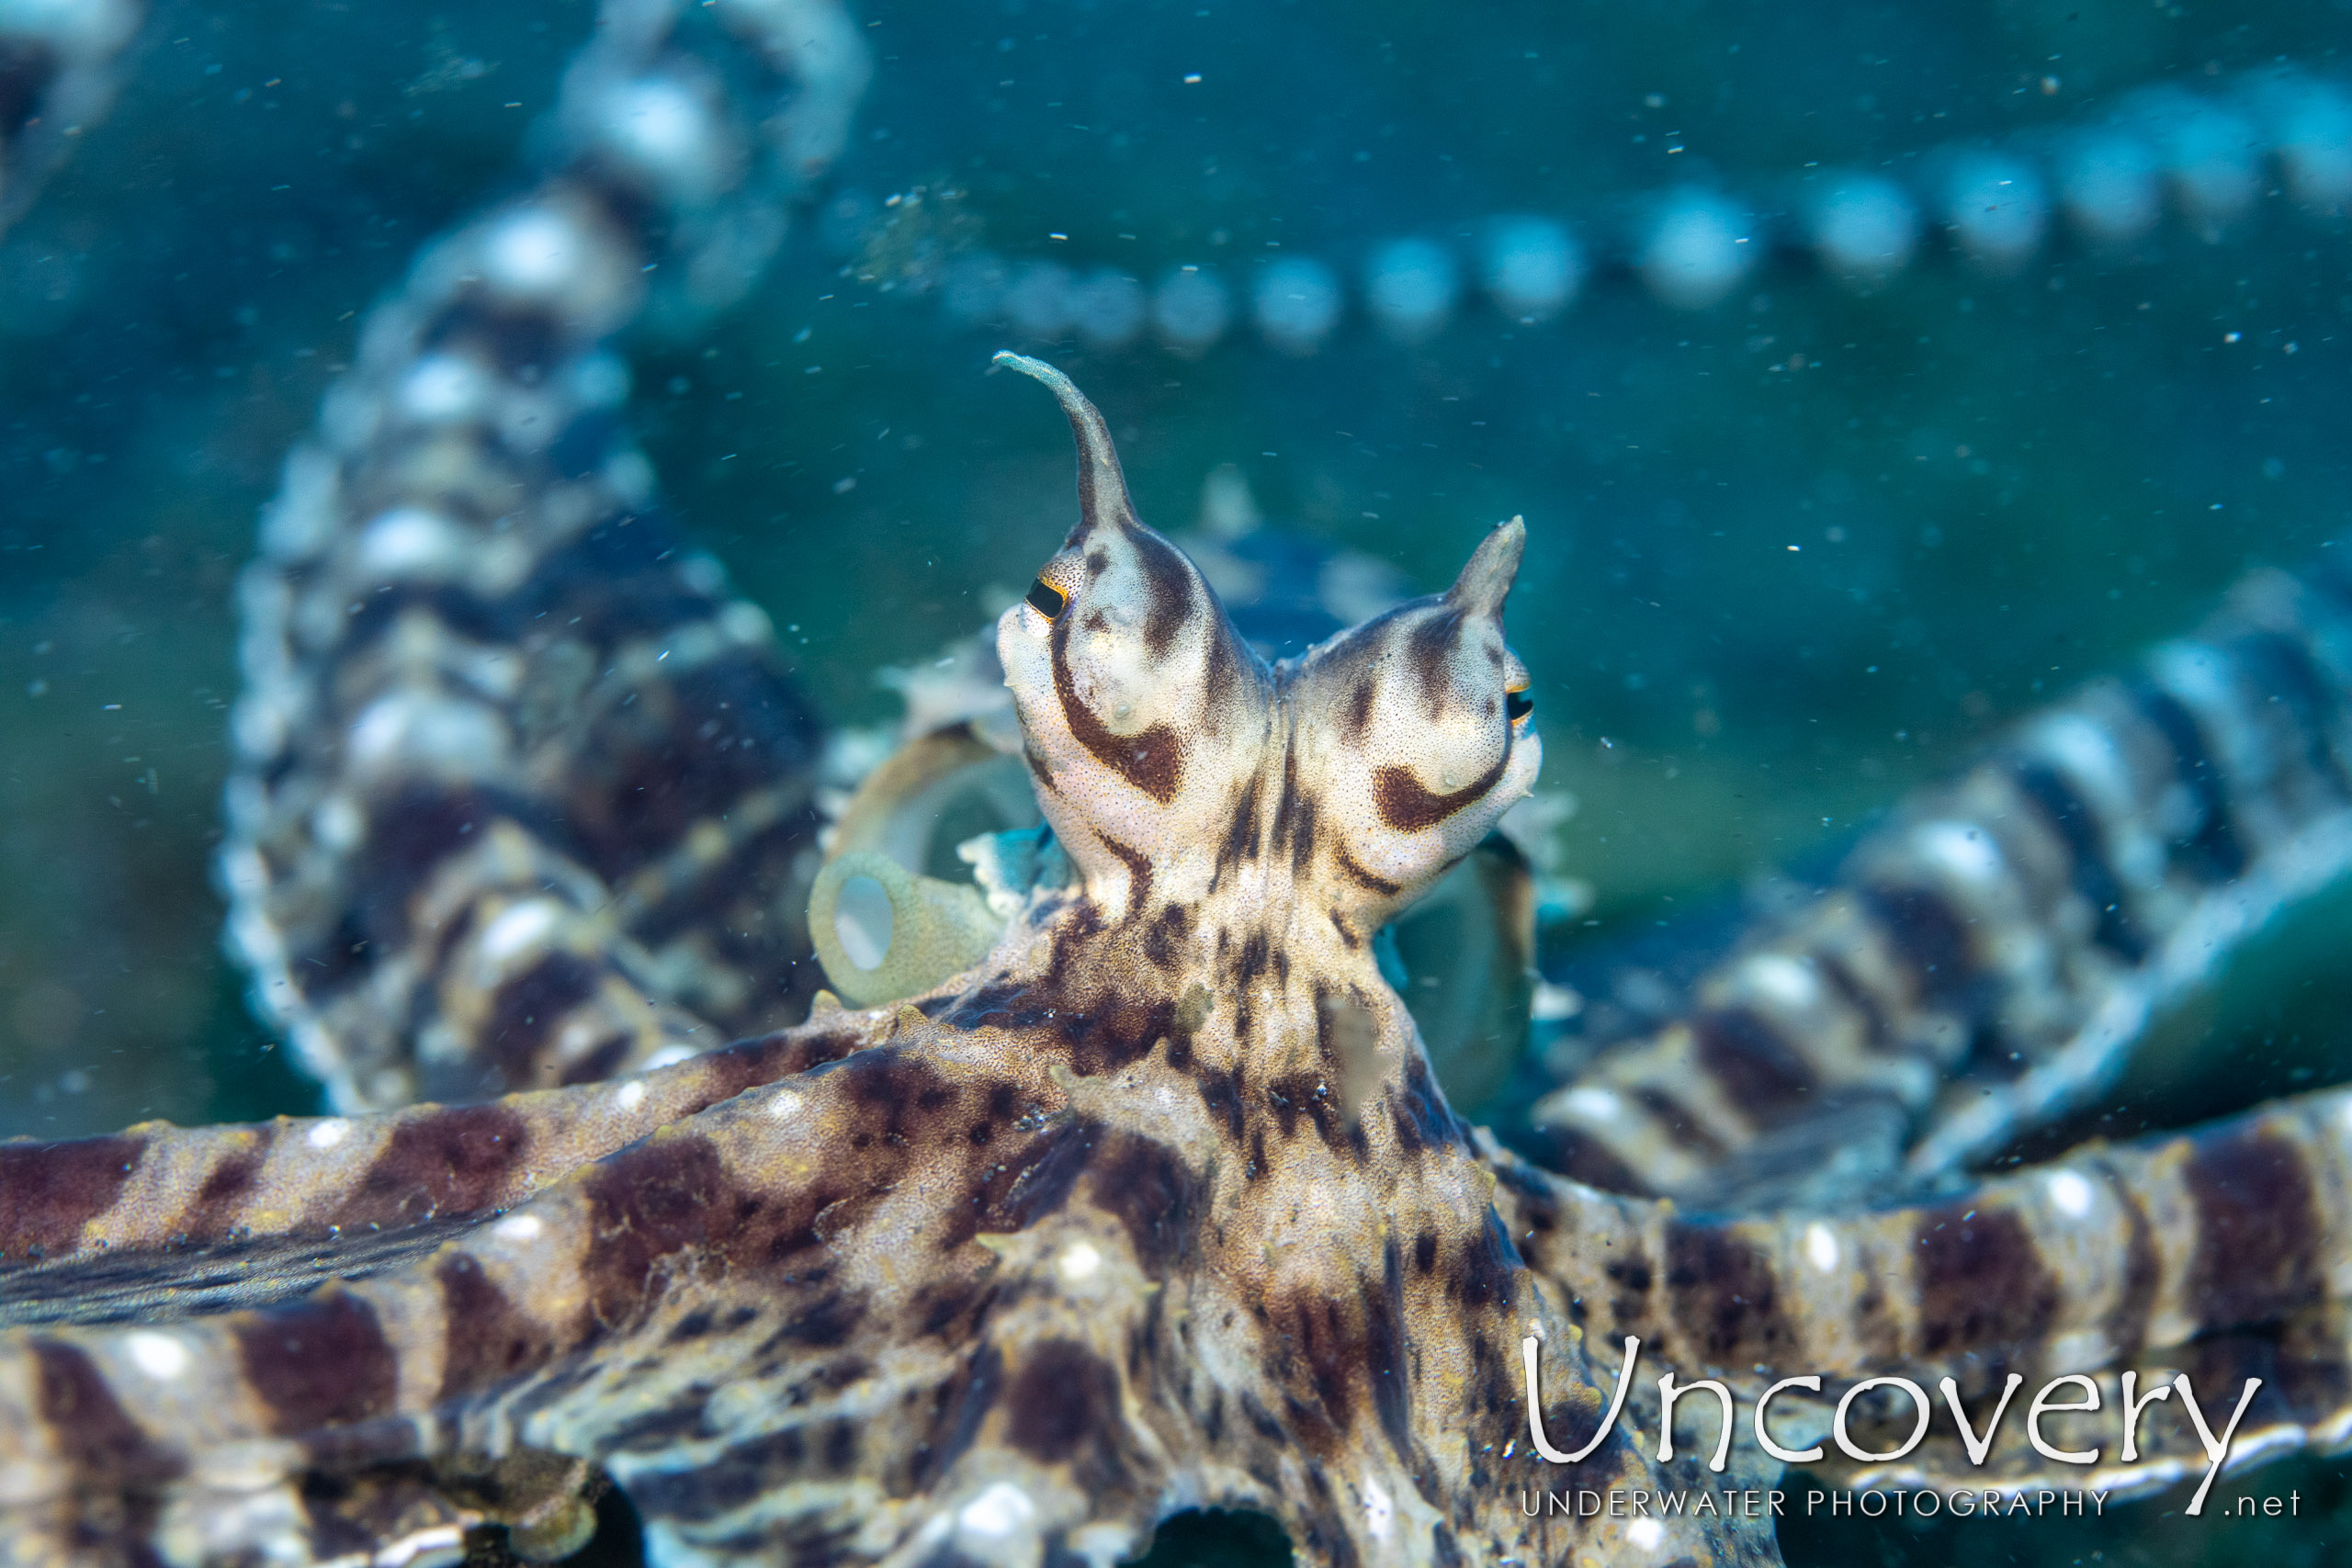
[2,0,2350,1561]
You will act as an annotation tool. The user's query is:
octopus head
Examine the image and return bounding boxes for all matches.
[1283,519,1541,919]
[994,352,1538,931]
[994,353,1272,913]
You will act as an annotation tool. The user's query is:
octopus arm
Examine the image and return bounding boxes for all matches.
[0,1028,1136,1566]
[1813,1295,2352,1507]
[1526,553,2352,1210]
[0,1023,885,1324]
[1495,1081,2352,1416]
[219,0,874,1114]
[1,994,1796,1568]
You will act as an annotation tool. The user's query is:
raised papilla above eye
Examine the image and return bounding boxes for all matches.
[1506,686,1533,722]
[1025,578,1069,619]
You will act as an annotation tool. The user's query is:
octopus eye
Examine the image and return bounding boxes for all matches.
[1506,687,1533,723]
[1025,579,1069,619]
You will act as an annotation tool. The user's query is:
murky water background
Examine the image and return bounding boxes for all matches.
[2,0,2349,1560]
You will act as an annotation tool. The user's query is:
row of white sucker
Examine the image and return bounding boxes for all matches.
[831,69,2352,355]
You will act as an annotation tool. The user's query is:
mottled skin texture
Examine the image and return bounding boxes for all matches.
[215,0,869,1118]
[0,363,1785,1568]
[11,1,2352,1558]
[10,364,2352,1567]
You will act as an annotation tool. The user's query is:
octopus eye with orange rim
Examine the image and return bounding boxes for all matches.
[1025,578,1069,619]
[1506,686,1533,722]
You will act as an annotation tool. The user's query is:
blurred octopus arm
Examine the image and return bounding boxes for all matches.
[1525,550,2352,1209]
[216,0,871,1114]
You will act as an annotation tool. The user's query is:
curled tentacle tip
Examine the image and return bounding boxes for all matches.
[992,351,1134,542]
[993,350,1093,422]
[991,349,1060,386]
[1448,514,1528,618]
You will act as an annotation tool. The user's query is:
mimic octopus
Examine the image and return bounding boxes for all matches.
[5,357,2352,1568]
[6,1,2352,1563]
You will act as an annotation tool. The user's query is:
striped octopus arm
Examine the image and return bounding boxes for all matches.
[0,1032,1109,1568]
[1528,554,2352,1207]
[1809,1295,2352,1510]
[0,1020,888,1321]
[1497,1082,2352,1483]
[219,0,871,1112]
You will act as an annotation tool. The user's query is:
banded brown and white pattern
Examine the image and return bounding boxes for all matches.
[0,367,1791,1568]
[1494,1082,2352,1507]
[6,0,2352,1561]
[0,1021,888,1321]
[1500,1085,2352,1396]
[218,0,869,1112]
[1528,552,2352,1208]
[6,361,2352,1565]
